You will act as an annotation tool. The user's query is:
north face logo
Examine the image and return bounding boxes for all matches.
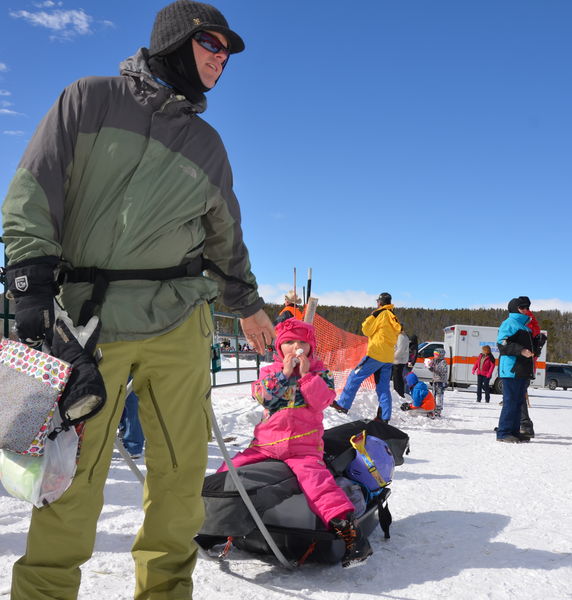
[14,275,29,292]
[179,164,197,178]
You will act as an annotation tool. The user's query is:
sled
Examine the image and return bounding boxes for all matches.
[195,419,409,566]
[407,409,435,418]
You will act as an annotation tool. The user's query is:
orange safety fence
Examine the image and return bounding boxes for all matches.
[312,313,375,393]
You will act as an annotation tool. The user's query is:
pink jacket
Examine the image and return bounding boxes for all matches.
[472,354,495,378]
[250,356,335,459]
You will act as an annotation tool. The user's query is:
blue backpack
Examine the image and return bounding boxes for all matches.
[345,431,395,492]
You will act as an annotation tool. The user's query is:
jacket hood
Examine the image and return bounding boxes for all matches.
[119,48,207,114]
[509,312,531,327]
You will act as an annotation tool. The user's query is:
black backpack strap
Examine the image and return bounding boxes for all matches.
[377,488,392,539]
[65,256,205,326]
[201,258,256,290]
[63,254,256,326]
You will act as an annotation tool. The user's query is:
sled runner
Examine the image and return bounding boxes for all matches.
[195,419,409,565]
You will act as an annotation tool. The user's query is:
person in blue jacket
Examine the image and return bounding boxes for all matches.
[496,298,535,443]
[400,372,436,415]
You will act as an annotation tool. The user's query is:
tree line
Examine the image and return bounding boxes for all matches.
[256,303,572,364]
[2,292,567,361]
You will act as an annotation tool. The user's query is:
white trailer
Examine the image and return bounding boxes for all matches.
[442,324,547,394]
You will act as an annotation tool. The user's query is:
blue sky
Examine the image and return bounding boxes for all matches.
[1,0,571,311]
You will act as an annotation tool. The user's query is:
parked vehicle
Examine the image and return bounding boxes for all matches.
[545,363,572,390]
[413,324,547,394]
[413,341,445,380]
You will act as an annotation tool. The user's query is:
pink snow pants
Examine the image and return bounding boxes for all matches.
[217,447,354,526]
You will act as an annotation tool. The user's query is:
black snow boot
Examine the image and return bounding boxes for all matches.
[331,516,373,568]
[374,406,390,424]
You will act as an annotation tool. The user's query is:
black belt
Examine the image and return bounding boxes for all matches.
[62,255,254,326]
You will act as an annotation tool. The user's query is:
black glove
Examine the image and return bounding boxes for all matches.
[533,333,547,357]
[400,402,411,411]
[4,256,60,348]
[50,317,106,429]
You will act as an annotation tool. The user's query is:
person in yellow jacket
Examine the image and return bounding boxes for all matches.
[332,292,402,422]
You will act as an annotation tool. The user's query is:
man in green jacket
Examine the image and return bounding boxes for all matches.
[2,2,274,598]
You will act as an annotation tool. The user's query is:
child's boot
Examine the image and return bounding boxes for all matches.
[330,516,373,568]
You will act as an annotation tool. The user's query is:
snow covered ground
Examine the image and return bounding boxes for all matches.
[1,358,571,599]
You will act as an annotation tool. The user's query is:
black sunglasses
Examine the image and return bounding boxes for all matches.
[193,31,230,58]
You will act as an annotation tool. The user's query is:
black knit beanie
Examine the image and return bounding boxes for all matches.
[149,0,245,57]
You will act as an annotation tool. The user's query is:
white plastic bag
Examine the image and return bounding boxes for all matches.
[0,305,97,507]
[0,411,78,508]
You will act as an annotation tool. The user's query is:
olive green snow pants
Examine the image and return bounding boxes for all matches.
[11,304,213,600]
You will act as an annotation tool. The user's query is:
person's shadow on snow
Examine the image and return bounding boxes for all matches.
[212,510,572,596]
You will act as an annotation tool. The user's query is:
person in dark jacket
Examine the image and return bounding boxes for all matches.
[2,2,275,598]
[405,334,419,375]
[496,298,535,443]
[516,296,547,439]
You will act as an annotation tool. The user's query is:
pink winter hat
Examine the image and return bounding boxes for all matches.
[274,319,317,358]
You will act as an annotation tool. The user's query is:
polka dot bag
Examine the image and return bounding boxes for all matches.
[0,339,72,456]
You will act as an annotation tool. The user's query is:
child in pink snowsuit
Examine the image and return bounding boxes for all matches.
[218,319,373,566]
[218,319,354,526]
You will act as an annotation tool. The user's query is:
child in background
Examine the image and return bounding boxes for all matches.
[426,348,448,416]
[472,345,496,403]
[218,319,372,567]
[400,372,436,415]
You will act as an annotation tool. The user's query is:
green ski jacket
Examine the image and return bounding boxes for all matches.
[2,50,263,343]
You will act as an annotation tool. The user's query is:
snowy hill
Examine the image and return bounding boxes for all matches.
[1,370,571,599]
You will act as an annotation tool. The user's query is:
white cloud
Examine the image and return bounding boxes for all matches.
[258,283,296,305]
[258,284,378,308]
[33,1,64,7]
[315,290,378,308]
[473,298,572,313]
[9,8,92,39]
[0,90,11,96]
[0,63,7,72]
[257,285,572,314]
[0,108,23,116]
[3,130,25,136]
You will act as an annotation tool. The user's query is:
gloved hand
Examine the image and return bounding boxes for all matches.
[50,316,106,428]
[4,257,60,348]
[400,402,411,411]
[533,333,547,357]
